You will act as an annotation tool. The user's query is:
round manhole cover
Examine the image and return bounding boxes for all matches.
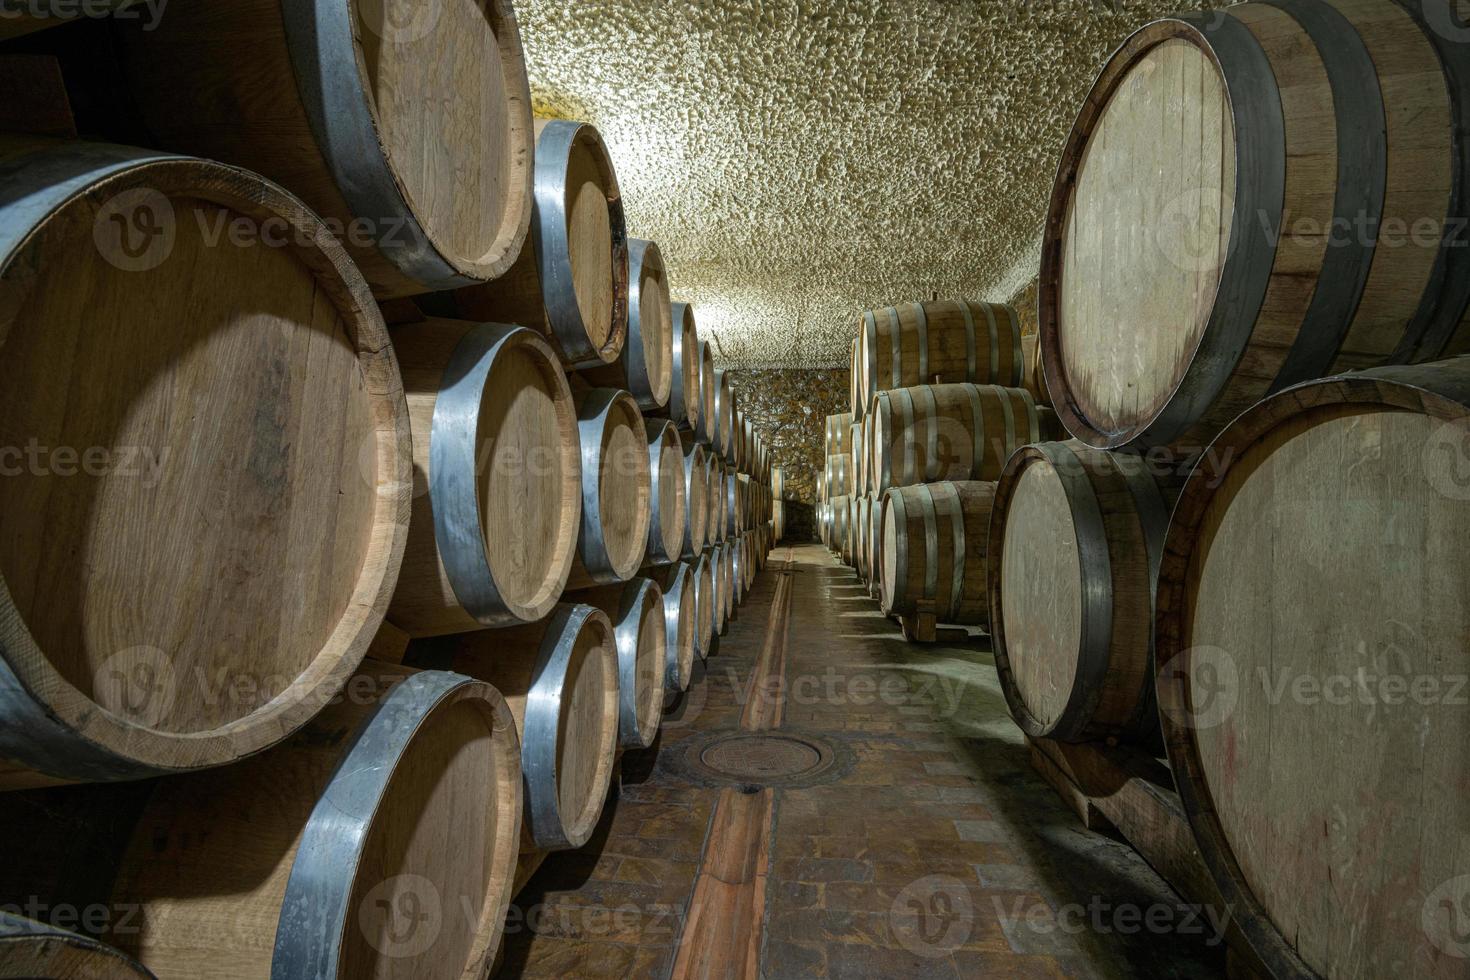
[686,732,845,788]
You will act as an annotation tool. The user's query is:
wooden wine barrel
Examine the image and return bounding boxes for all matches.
[825,454,853,499]
[1041,0,1470,452]
[110,668,522,977]
[117,0,533,299]
[825,413,853,457]
[643,420,687,566]
[581,239,671,411]
[880,482,994,625]
[390,320,580,637]
[725,466,746,537]
[849,338,862,416]
[852,496,870,579]
[1155,358,1470,980]
[703,546,726,637]
[872,383,1040,496]
[690,552,717,659]
[667,302,702,430]
[566,580,666,751]
[425,119,628,369]
[710,369,736,461]
[424,604,618,850]
[864,492,884,599]
[856,301,1025,418]
[988,442,1176,744]
[1020,333,1050,408]
[693,337,718,446]
[646,562,697,691]
[680,441,711,557]
[565,389,652,589]
[0,141,411,790]
[730,539,746,608]
[0,913,153,979]
[826,494,852,560]
[708,464,728,545]
[720,546,736,627]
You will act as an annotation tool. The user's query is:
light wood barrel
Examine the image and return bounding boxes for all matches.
[825,454,853,499]
[690,552,716,659]
[825,413,853,457]
[426,119,628,369]
[864,492,884,598]
[1041,0,1470,452]
[0,913,153,978]
[828,494,853,560]
[703,546,726,637]
[879,482,994,625]
[720,546,736,627]
[117,0,533,299]
[646,562,697,691]
[580,239,670,410]
[565,580,666,751]
[1155,358,1470,980]
[427,605,618,851]
[643,420,687,566]
[708,464,728,545]
[711,369,736,461]
[849,338,861,416]
[0,141,411,790]
[566,389,651,589]
[110,668,522,978]
[726,466,747,537]
[390,320,579,637]
[850,419,867,497]
[852,496,870,578]
[730,539,746,607]
[857,300,1025,418]
[693,338,718,446]
[872,383,1040,496]
[667,302,702,430]
[988,442,1176,744]
[680,441,711,557]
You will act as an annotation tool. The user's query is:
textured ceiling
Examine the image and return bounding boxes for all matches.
[517,0,1208,368]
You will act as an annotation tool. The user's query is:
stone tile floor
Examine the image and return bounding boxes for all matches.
[500,545,1226,979]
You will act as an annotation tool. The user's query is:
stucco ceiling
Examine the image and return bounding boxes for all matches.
[517,0,1208,367]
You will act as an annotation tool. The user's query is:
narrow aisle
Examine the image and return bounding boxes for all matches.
[501,545,1224,979]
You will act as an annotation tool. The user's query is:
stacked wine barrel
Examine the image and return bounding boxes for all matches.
[0,9,779,978]
[987,3,1470,977]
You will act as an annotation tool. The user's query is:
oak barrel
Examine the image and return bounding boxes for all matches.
[872,383,1040,495]
[825,454,853,499]
[646,562,698,691]
[879,482,994,625]
[117,0,533,298]
[0,141,411,789]
[693,337,718,446]
[825,413,853,457]
[666,302,703,430]
[110,668,522,978]
[1041,0,1470,451]
[565,389,652,589]
[680,441,711,557]
[1155,357,1470,980]
[689,552,717,660]
[643,419,687,566]
[566,580,666,751]
[988,442,1176,743]
[389,320,580,636]
[425,119,628,369]
[582,238,671,410]
[711,369,736,461]
[856,300,1025,418]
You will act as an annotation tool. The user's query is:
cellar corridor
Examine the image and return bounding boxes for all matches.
[501,546,1225,979]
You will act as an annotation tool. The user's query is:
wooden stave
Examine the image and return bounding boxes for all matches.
[390,320,581,637]
[0,141,413,788]
[871,383,1041,497]
[589,238,671,411]
[116,0,534,299]
[643,419,687,566]
[858,300,1026,415]
[565,389,652,590]
[109,667,522,978]
[1039,1,1470,453]
[565,580,666,751]
[1153,357,1470,980]
[878,481,994,625]
[987,441,1175,745]
[0,912,154,979]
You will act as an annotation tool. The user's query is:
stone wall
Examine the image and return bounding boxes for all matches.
[726,368,850,518]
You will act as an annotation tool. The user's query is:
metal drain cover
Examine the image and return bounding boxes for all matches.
[687,732,844,788]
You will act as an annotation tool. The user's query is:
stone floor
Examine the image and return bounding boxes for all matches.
[500,544,1226,979]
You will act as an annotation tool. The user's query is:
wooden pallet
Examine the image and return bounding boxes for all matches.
[1027,736,1269,979]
